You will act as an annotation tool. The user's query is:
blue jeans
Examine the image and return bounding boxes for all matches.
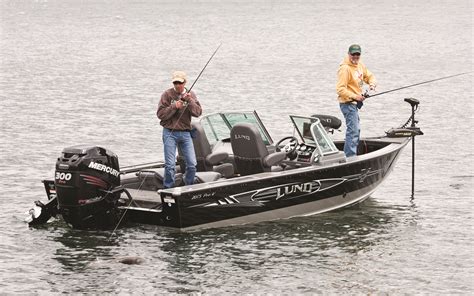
[340,103,360,157]
[162,128,197,188]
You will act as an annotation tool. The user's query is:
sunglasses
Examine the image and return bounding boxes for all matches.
[350,53,361,56]
[173,81,184,85]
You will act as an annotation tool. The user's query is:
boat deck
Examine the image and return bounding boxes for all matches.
[121,188,161,208]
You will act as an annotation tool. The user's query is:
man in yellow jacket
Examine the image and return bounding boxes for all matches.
[336,44,376,157]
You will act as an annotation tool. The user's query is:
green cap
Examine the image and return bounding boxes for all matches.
[348,44,362,54]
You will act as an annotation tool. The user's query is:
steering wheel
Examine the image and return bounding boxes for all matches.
[275,136,299,157]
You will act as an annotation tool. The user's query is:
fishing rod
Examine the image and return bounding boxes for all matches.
[165,43,221,129]
[170,43,222,114]
[357,71,472,108]
[367,71,471,98]
[186,43,222,94]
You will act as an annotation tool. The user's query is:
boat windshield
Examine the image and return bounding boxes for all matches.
[200,111,273,145]
[290,115,339,155]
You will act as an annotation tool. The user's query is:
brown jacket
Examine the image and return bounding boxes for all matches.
[157,88,202,130]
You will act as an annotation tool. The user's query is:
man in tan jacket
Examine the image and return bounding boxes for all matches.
[336,44,376,157]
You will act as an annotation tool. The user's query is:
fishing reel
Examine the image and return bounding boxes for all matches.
[355,90,371,109]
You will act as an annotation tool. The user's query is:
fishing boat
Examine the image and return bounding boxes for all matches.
[25,98,422,231]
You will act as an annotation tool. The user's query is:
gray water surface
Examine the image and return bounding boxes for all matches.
[0,0,473,294]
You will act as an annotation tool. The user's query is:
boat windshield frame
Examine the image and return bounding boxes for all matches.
[289,115,339,156]
[199,111,274,146]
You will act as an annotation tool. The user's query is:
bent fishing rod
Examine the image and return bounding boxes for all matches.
[357,71,472,108]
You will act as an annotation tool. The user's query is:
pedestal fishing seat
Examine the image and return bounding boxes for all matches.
[178,122,234,178]
[230,123,286,176]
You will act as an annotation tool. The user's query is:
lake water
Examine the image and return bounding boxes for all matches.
[0,0,472,294]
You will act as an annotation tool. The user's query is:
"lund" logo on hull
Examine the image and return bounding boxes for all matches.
[276,182,317,200]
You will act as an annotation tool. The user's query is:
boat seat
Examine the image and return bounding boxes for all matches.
[137,168,221,187]
[311,114,342,133]
[230,123,286,176]
[212,163,234,178]
[178,122,235,178]
[120,173,141,187]
[195,171,222,183]
[137,168,166,181]
[136,168,183,189]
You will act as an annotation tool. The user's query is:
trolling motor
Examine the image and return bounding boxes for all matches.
[386,98,423,138]
[386,98,424,198]
[26,146,122,229]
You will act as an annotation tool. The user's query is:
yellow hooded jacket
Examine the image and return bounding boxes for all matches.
[337,57,376,103]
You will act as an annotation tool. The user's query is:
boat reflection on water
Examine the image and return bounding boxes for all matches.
[156,197,419,274]
[42,197,419,294]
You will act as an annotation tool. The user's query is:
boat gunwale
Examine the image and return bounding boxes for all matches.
[159,136,411,197]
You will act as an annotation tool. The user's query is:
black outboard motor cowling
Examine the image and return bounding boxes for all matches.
[55,145,121,229]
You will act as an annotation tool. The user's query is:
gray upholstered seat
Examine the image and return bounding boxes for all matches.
[134,168,183,190]
[195,171,222,183]
[136,168,220,188]
[230,123,286,176]
[179,122,234,178]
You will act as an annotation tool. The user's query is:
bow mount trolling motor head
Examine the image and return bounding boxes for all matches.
[386,98,423,137]
[404,97,419,108]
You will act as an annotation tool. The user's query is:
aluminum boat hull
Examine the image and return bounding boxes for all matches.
[121,137,408,231]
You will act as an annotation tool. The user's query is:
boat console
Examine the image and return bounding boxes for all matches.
[288,115,345,164]
[199,112,345,168]
[294,143,317,163]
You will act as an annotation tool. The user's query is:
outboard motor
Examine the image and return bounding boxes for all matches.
[54,145,121,229]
